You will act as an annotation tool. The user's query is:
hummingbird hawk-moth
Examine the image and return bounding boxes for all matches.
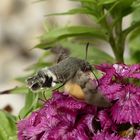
[27,56,111,107]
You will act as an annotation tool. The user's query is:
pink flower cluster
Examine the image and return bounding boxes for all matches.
[97,64,140,124]
[18,64,140,140]
[18,92,96,140]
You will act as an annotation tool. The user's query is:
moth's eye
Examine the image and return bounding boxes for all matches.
[27,75,43,90]
[31,83,41,90]
[86,64,92,70]
[82,64,92,72]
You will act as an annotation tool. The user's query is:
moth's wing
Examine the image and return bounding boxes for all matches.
[73,70,111,107]
[65,70,111,107]
[56,48,71,63]
[49,46,70,63]
[57,53,69,63]
[84,90,111,107]
[83,80,112,107]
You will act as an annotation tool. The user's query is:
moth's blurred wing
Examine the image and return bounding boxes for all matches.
[83,80,111,107]
[84,89,111,107]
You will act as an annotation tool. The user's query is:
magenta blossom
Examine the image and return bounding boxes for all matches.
[18,63,140,140]
[96,64,140,99]
[96,63,140,80]
[92,132,121,140]
[113,64,140,79]
[97,110,116,132]
[111,84,140,124]
[134,130,140,140]
[92,131,140,140]
[18,92,96,140]
[96,64,140,124]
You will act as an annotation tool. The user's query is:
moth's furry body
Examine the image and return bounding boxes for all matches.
[48,57,92,83]
[27,57,92,89]
[27,57,111,107]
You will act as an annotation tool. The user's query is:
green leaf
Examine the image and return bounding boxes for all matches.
[0,111,17,140]
[38,88,53,100]
[0,86,28,95]
[132,7,140,23]
[110,0,134,17]
[25,62,52,71]
[132,0,140,9]
[47,7,97,16]
[128,28,140,63]
[19,90,39,118]
[98,0,117,5]
[129,27,140,40]
[70,0,96,2]
[11,86,28,94]
[98,1,119,23]
[59,41,114,64]
[36,26,108,48]
[128,5,140,63]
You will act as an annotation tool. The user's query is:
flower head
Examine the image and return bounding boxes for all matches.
[96,64,140,100]
[92,132,121,140]
[113,64,140,79]
[134,130,140,140]
[111,84,140,124]
[97,110,116,132]
[18,92,96,140]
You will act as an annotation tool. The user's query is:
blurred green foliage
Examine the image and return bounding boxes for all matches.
[129,6,140,63]
[37,0,140,63]
[0,111,17,140]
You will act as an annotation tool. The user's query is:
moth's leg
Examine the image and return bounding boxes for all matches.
[52,74,73,91]
[52,82,66,91]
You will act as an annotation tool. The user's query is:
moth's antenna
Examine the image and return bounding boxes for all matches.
[85,42,100,87]
[85,42,89,60]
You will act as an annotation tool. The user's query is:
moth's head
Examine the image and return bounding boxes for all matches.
[81,61,92,72]
[27,74,44,91]
[27,70,55,91]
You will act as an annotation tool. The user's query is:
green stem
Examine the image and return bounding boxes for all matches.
[115,19,125,63]
[99,7,120,62]
[109,35,124,63]
[109,18,125,63]
[99,7,126,63]
[114,21,140,63]
[115,38,125,63]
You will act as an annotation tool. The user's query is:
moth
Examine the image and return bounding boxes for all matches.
[27,56,111,107]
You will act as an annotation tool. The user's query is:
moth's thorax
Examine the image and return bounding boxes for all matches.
[48,57,92,82]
